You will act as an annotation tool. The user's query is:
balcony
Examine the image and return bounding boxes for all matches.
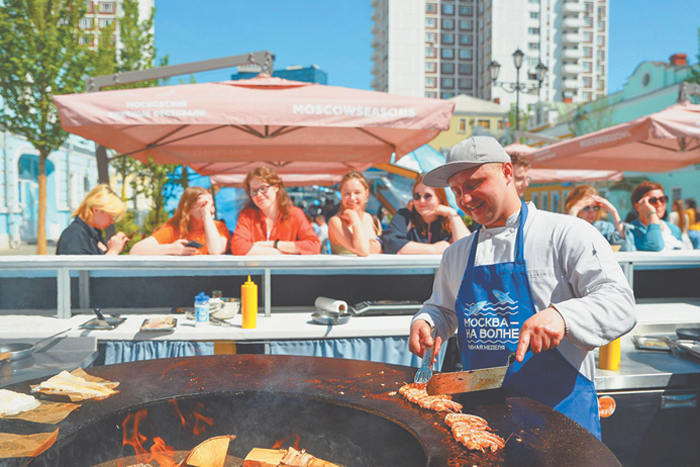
[562,77,581,90]
[563,17,585,29]
[563,1,585,13]
[562,64,583,75]
[563,32,584,44]
[562,47,583,59]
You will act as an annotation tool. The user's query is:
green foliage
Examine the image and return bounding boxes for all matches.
[130,156,179,227]
[507,104,530,141]
[114,206,170,254]
[569,96,614,136]
[688,28,700,104]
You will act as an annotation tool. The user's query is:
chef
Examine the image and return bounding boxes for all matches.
[408,136,636,439]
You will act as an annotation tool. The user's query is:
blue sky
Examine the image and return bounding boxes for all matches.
[154,0,699,94]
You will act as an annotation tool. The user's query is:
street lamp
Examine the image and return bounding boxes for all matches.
[489,49,547,132]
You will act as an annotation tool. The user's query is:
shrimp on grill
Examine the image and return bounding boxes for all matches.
[428,398,463,413]
[398,382,426,395]
[400,383,462,412]
[452,427,505,453]
[445,413,491,430]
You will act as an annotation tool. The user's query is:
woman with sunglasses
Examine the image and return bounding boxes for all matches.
[381,174,469,254]
[230,167,321,255]
[130,186,230,256]
[628,181,686,251]
[328,171,382,256]
[57,184,129,255]
[564,185,633,251]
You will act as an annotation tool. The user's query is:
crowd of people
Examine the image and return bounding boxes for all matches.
[56,143,700,257]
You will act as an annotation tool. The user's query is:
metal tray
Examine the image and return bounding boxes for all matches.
[633,335,672,351]
[311,311,351,326]
[79,317,126,330]
[140,317,177,332]
[673,340,700,360]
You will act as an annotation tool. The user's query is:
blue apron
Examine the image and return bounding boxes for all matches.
[455,202,601,439]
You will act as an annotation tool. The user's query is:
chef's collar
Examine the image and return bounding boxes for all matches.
[482,203,531,232]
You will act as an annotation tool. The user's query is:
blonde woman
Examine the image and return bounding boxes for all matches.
[329,172,382,256]
[565,185,633,251]
[130,186,230,256]
[56,184,128,255]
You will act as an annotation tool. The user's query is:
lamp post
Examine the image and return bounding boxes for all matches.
[489,49,547,132]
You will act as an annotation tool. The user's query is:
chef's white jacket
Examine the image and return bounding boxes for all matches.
[414,203,636,381]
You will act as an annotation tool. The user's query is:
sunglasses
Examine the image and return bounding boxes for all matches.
[249,184,272,198]
[648,196,668,206]
[581,205,600,212]
[413,193,433,201]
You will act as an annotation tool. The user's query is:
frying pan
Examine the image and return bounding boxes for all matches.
[0,328,70,362]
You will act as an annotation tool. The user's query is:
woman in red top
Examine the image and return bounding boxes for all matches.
[230,167,321,255]
[130,186,230,255]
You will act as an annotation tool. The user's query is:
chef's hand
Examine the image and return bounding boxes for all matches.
[409,319,442,362]
[515,307,565,362]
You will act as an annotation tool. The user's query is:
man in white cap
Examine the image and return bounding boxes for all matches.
[409,136,635,439]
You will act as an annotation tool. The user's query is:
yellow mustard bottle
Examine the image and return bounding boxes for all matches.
[598,338,621,370]
[241,275,258,329]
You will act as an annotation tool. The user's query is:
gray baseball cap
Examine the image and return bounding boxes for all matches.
[422,136,510,187]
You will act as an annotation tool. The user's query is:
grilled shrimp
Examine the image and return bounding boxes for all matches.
[445,413,490,429]
[429,398,463,413]
[399,382,426,395]
[453,429,505,453]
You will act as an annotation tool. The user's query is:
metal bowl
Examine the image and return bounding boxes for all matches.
[311,311,351,326]
[0,343,35,361]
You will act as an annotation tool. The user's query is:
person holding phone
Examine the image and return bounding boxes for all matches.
[57,184,129,255]
[230,167,321,255]
[627,181,686,251]
[381,174,469,254]
[130,187,230,256]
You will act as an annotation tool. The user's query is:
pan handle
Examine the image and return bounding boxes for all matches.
[32,328,71,350]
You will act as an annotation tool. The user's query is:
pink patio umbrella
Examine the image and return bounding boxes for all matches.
[210,173,344,188]
[529,102,700,172]
[52,75,454,167]
[504,143,623,183]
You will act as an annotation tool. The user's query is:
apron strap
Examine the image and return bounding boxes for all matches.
[467,201,529,267]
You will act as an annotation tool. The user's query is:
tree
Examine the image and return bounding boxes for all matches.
[0,0,92,254]
[569,96,614,136]
[130,157,179,228]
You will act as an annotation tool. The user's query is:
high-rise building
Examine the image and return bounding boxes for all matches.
[231,65,328,84]
[371,0,608,106]
[79,0,155,49]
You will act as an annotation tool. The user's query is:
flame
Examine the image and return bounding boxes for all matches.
[272,433,301,450]
[193,412,214,436]
[169,399,187,427]
[148,436,178,467]
[120,409,177,467]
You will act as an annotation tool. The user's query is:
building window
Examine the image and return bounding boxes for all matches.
[477,119,491,129]
[583,61,591,72]
[79,34,92,45]
[426,61,437,73]
[528,0,539,3]
[426,32,436,43]
[497,120,504,130]
[425,47,437,58]
[584,16,592,26]
[458,34,472,45]
[98,2,115,13]
[426,18,436,29]
[425,91,437,99]
[582,92,591,101]
[584,46,592,58]
[459,119,468,133]
[583,77,592,88]
[528,42,538,51]
[598,80,605,91]
[426,77,437,88]
[583,31,592,42]
[98,18,114,28]
[458,78,473,89]
[597,21,605,31]
[442,33,455,45]
[442,4,455,15]
[442,18,455,30]
[441,78,455,89]
[79,17,93,29]
[84,1,94,13]
[459,20,473,30]
[459,5,472,15]
[442,63,455,74]
[458,49,472,60]
[441,92,455,99]
[441,48,455,59]
[596,35,605,46]
[426,3,437,13]
[458,64,473,75]
[529,12,539,19]
[528,27,540,35]
[585,2,593,12]
[597,49,604,60]
[597,6,605,16]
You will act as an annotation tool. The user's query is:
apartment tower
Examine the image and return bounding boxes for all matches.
[371,0,609,107]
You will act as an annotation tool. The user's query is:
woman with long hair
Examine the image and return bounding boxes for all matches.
[627,181,686,251]
[564,185,633,251]
[130,186,230,255]
[230,167,320,255]
[328,171,382,256]
[685,198,700,249]
[668,199,694,249]
[381,174,469,254]
[57,184,129,255]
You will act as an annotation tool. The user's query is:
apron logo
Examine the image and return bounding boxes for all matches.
[463,288,520,349]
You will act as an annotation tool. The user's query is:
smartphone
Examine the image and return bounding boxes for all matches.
[184,240,204,249]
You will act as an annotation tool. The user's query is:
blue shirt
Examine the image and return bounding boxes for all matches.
[628,219,682,251]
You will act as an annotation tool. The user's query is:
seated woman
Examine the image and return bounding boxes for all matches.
[130,187,230,255]
[564,185,634,251]
[381,174,469,254]
[628,181,686,251]
[328,171,382,257]
[686,198,700,249]
[57,184,129,255]
[230,167,321,255]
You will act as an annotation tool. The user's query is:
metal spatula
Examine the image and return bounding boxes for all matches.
[426,353,515,396]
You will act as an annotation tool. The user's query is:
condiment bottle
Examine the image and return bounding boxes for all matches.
[598,338,621,370]
[241,276,258,329]
[195,292,210,328]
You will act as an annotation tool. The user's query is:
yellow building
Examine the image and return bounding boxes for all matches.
[429,94,509,154]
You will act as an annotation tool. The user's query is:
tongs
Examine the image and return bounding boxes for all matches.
[414,327,437,384]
